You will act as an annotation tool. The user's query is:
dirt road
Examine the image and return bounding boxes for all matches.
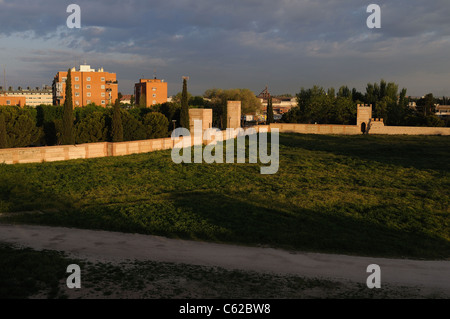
[1,223,449,293]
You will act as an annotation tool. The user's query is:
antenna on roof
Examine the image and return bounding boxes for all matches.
[153,69,157,79]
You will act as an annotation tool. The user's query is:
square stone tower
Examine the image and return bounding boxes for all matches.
[189,108,213,133]
[227,101,242,129]
[357,104,372,133]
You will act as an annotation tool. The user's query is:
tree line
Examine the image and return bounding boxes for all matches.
[0,103,179,149]
[282,80,448,127]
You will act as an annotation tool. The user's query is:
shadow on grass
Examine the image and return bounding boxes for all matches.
[0,169,75,213]
[279,133,450,172]
[168,191,450,260]
[3,189,449,260]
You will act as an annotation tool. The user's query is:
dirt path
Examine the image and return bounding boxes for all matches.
[1,223,449,293]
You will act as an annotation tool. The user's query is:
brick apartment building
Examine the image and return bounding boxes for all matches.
[53,64,118,107]
[134,78,168,107]
[0,94,26,107]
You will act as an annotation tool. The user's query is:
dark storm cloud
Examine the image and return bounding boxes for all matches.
[1,0,449,95]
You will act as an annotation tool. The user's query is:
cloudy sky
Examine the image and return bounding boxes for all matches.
[0,0,449,97]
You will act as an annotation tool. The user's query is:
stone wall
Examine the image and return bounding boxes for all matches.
[0,138,177,165]
[368,120,450,135]
[270,123,360,135]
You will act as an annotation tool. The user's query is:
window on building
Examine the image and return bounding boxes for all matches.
[153,100,157,105]
[62,77,67,82]
[75,77,79,81]
[75,101,80,106]
[101,100,105,105]
[101,77,105,82]
[75,85,80,89]
[75,93,80,97]
[101,93,105,97]
[153,94,156,97]
[87,100,91,104]
[152,88,157,91]
[6,100,11,105]
[87,93,91,97]
[86,77,91,81]
[87,85,91,89]
[101,85,105,89]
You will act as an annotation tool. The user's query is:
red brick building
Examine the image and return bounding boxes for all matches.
[0,95,26,107]
[53,64,118,107]
[134,78,168,107]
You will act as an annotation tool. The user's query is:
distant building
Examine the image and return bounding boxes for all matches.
[120,94,132,104]
[256,86,296,116]
[53,64,118,107]
[0,86,52,107]
[0,94,26,107]
[259,96,296,115]
[134,78,168,107]
[436,105,450,117]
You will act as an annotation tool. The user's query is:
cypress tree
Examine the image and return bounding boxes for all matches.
[139,94,146,108]
[111,99,124,142]
[180,78,190,129]
[0,113,8,148]
[267,96,274,124]
[61,69,74,145]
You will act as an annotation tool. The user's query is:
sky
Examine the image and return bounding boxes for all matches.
[0,0,449,97]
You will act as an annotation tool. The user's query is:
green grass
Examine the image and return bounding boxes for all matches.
[0,133,449,259]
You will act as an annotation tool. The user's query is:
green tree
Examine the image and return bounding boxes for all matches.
[0,106,42,147]
[0,112,8,148]
[154,102,181,132]
[111,99,124,142]
[283,85,356,124]
[180,79,190,129]
[121,110,147,141]
[296,85,333,123]
[204,88,262,114]
[75,112,108,144]
[266,96,274,124]
[61,69,74,145]
[142,112,169,139]
[130,95,135,106]
[417,93,436,117]
[387,88,409,126]
[337,86,352,99]
[365,80,399,120]
[332,96,356,124]
[173,90,192,104]
[351,88,365,103]
[204,88,262,128]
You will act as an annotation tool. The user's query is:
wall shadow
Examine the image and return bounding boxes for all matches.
[279,133,450,172]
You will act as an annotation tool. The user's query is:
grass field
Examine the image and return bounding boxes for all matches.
[0,133,449,259]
